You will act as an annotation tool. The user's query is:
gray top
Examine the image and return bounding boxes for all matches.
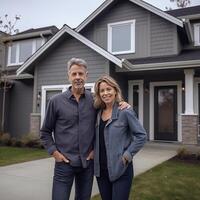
[40,87,96,168]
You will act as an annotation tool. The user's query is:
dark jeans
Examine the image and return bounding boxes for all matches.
[96,162,133,200]
[52,160,94,200]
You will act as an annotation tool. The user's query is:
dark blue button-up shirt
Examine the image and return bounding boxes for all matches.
[40,87,96,168]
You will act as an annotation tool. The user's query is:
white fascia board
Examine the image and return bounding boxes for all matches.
[129,0,183,27]
[76,0,114,32]
[3,73,33,80]
[16,26,67,76]
[17,24,122,75]
[123,59,200,71]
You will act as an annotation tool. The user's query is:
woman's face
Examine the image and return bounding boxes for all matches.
[99,81,116,106]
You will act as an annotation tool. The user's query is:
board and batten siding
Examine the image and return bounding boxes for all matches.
[82,0,179,59]
[6,79,33,138]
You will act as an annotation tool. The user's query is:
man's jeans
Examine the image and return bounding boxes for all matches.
[52,160,94,200]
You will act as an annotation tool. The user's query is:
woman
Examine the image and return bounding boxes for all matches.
[94,75,146,200]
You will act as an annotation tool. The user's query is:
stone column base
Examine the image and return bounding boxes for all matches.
[30,113,41,136]
[181,114,198,145]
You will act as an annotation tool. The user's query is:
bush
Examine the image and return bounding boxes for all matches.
[10,137,23,147]
[177,147,190,159]
[21,133,42,148]
[0,133,11,145]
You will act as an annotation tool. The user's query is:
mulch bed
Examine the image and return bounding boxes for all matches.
[172,155,200,164]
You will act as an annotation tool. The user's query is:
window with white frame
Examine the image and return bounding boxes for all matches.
[7,38,45,66]
[194,23,200,46]
[108,19,135,54]
[40,83,95,125]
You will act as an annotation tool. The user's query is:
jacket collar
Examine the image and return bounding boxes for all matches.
[96,102,119,126]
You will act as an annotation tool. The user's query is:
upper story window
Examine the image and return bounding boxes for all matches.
[7,38,45,66]
[194,23,200,46]
[108,19,135,55]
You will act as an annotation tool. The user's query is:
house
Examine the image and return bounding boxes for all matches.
[0,26,58,137]
[2,0,200,145]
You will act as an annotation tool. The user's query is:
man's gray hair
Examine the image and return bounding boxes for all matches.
[67,58,88,72]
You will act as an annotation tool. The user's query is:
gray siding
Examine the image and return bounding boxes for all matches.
[35,35,109,112]
[150,14,178,56]
[6,79,33,138]
[82,0,179,59]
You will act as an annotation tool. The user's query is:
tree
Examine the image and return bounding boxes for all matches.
[166,0,191,10]
[0,14,21,35]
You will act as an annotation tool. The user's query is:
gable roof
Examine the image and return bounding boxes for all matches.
[16,25,123,75]
[76,0,183,32]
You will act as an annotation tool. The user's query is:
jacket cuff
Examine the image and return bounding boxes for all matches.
[123,151,132,163]
[47,146,57,155]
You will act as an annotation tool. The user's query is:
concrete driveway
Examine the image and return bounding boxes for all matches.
[0,142,180,200]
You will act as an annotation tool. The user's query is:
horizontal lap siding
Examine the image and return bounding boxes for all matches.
[36,35,108,112]
[150,13,177,56]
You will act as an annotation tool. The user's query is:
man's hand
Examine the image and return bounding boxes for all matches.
[86,150,94,160]
[122,156,128,166]
[119,101,131,110]
[52,150,69,163]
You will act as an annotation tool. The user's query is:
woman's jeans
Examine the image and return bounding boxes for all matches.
[96,162,133,200]
[52,160,94,200]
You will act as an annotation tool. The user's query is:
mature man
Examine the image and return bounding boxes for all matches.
[40,58,96,200]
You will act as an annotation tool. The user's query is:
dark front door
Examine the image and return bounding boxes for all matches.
[154,86,177,141]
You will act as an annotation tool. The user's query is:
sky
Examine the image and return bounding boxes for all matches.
[1,0,200,33]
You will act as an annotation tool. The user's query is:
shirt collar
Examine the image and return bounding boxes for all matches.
[65,86,86,99]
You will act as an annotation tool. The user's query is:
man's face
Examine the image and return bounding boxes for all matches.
[68,64,88,90]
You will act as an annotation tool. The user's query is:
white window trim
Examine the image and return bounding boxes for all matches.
[107,19,135,55]
[194,23,200,46]
[7,38,45,66]
[149,81,182,142]
[40,83,95,126]
[128,80,144,125]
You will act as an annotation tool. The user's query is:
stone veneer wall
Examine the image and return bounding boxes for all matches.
[181,114,198,145]
[30,113,41,136]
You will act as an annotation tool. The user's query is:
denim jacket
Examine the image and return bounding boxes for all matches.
[94,103,147,181]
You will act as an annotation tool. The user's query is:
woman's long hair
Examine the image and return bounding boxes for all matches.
[94,75,123,109]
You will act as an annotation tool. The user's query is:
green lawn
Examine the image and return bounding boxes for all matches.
[0,146,49,166]
[92,159,200,200]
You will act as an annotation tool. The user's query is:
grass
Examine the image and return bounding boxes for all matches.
[0,146,49,166]
[92,159,200,200]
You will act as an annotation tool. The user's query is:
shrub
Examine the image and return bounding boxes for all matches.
[0,133,11,145]
[10,137,23,147]
[177,147,190,159]
[21,133,42,148]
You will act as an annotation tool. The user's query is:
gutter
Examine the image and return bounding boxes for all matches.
[120,59,200,72]
[183,19,194,43]
[2,30,53,42]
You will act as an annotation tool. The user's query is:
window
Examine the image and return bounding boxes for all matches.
[108,20,135,54]
[41,83,95,125]
[194,23,200,46]
[7,38,45,66]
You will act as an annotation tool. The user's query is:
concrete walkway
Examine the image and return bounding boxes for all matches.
[0,142,180,200]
